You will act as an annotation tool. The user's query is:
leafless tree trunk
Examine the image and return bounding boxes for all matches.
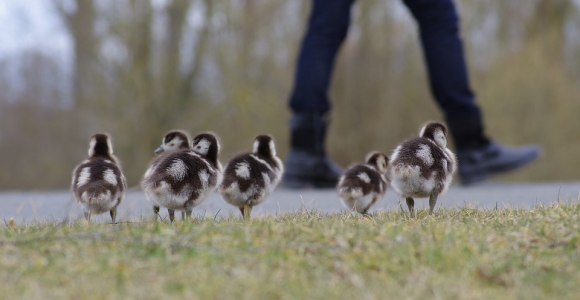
[57,0,97,110]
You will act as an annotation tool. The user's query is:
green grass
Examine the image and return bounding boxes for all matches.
[1,202,580,299]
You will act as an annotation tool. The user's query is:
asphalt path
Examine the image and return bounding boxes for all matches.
[1,181,579,224]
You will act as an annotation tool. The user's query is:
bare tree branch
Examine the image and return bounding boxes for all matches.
[181,0,214,101]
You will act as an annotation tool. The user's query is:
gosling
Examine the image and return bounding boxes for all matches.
[219,135,283,219]
[337,152,389,215]
[387,122,456,217]
[71,133,127,223]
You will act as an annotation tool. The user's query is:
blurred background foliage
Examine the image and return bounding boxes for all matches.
[0,0,579,190]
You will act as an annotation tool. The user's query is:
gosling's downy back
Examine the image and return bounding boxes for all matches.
[388,122,456,198]
[71,133,126,216]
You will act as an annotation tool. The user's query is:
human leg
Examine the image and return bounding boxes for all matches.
[403,0,540,184]
[284,0,356,188]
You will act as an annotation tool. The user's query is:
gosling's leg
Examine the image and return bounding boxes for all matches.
[168,209,175,222]
[406,197,415,218]
[110,207,117,224]
[362,196,378,218]
[428,193,438,216]
[361,210,372,219]
[240,205,252,220]
[184,209,192,220]
[84,211,91,223]
[153,206,160,221]
[182,201,193,221]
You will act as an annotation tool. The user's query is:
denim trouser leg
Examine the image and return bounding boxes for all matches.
[289,0,486,148]
[403,0,485,148]
[289,0,356,115]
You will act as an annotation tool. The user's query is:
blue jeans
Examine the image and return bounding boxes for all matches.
[288,0,485,149]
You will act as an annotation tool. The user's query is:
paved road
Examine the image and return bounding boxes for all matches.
[1,181,579,224]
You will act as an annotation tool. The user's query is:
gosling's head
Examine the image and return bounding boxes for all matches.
[253,135,276,158]
[365,151,389,174]
[419,122,448,148]
[155,130,190,154]
[88,133,113,158]
[191,132,220,161]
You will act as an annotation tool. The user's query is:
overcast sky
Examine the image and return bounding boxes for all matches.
[1,0,579,70]
[0,0,71,62]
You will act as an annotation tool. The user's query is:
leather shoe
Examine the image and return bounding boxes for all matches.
[283,149,342,188]
[458,141,541,185]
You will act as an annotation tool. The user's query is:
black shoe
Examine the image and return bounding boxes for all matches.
[282,113,342,189]
[457,141,541,185]
[283,149,342,188]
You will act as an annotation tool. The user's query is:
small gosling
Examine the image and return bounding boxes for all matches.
[141,131,222,222]
[71,133,127,223]
[387,122,456,217]
[219,135,283,219]
[337,152,389,215]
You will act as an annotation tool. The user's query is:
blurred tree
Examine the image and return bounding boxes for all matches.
[50,0,218,184]
[1,0,579,189]
[56,0,97,111]
[527,0,571,42]
[0,52,82,188]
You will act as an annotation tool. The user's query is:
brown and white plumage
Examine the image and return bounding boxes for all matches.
[71,133,126,223]
[219,135,283,219]
[154,130,191,154]
[387,122,456,217]
[142,130,192,221]
[337,152,389,215]
[141,131,222,222]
